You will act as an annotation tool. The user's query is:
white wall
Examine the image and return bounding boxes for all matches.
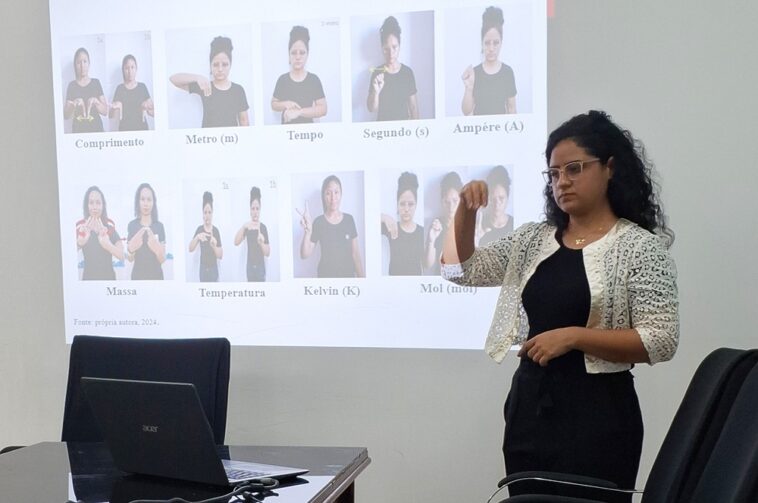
[2,1,758,502]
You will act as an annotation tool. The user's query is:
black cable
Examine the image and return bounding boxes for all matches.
[127,478,279,503]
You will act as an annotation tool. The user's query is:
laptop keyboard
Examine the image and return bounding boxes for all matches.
[226,468,268,480]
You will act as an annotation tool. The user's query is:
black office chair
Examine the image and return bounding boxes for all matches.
[61,335,230,444]
[687,362,758,502]
[490,347,758,503]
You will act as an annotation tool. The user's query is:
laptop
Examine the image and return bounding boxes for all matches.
[81,377,308,486]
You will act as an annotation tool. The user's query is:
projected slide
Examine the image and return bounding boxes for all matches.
[50,0,547,349]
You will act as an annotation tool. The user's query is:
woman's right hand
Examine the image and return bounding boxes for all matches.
[428,218,442,244]
[297,201,312,233]
[372,72,385,95]
[459,181,489,211]
[461,65,475,90]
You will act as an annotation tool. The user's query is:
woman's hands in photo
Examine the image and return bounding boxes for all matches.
[517,328,576,367]
[372,72,385,95]
[461,65,475,90]
[296,202,312,233]
[67,98,87,118]
[145,227,161,254]
[381,214,398,240]
[428,218,442,244]
[459,181,489,211]
[196,76,212,97]
[111,101,123,120]
[283,103,302,123]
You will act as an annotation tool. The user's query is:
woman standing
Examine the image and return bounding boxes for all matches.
[381,172,425,276]
[425,171,463,275]
[127,183,166,280]
[234,187,270,282]
[110,54,153,131]
[443,111,678,501]
[461,6,517,116]
[189,191,222,282]
[366,16,419,121]
[64,47,107,133]
[298,175,364,278]
[170,36,250,128]
[76,186,124,280]
[271,26,327,124]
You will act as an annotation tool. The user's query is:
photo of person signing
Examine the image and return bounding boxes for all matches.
[298,175,365,278]
[110,54,153,131]
[366,16,419,121]
[234,186,270,282]
[461,6,517,116]
[127,183,166,280]
[189,191,222,282]
[76,186,124,280]
[64,47,107,133]
[170,36,249,128]
[478,165,514,247]
[271,25,327,124]
[381,172,425,276]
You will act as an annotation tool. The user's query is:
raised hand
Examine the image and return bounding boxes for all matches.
[428,218,442,243]
[372,72,385,95]
[459,181,489,211]
[197,76,212,97]
[296,201,312,233]
[461,65,475,90]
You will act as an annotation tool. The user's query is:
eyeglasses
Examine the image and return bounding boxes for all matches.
[542,159,601,184]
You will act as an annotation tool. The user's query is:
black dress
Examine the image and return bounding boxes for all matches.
[503,236,643,503]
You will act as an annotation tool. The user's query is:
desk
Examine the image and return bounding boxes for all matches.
[0,442,370,502]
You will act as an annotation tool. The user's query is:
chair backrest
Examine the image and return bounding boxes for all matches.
[62,335,230,444]
[643,348,758,503]
[690,362,758,503]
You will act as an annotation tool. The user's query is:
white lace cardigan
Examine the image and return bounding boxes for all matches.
[442,219,679,373]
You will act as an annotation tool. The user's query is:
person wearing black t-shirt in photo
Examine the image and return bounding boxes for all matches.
[479,165,514,247]
[127,183,166,280]
[170,36,250,128]
[367,16,419,121]
[271,26,327,124]
[189,191,222,282]
[110,54,153,131]
[234,186,270,282]
[381,172,425,276]
[425,171,463,275]
[297,175,365,278]
[64,47,107,133]
[76,186,124,280]
[461,6,517,116]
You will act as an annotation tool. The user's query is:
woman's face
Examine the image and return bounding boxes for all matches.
[211,52,231,82]
[250,199,260,222]
[548,139,612,217]
[122,58,137,83]
[397,190,417,223]
[482,28,502,62]
[441,188,460,219]
[75,51,90,79]
[88,190,103,219]
[203,203,213,225]
[323,181,342,212]
[382,34,400,66]
[139,187,154,217]
[289,40,308,71]
[489,184,509,214]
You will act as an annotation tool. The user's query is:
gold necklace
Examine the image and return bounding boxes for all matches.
[568,225,609,246]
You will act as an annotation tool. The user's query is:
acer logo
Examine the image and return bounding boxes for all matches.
[142,425,159,433]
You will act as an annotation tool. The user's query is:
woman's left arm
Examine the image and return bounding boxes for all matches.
[520,327,649,367]
[351,238,365,278]
[407,94,419,120]
[505,96,517,114]
[238,110,250,126]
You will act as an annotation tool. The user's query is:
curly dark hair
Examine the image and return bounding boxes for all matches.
[544,110,673,244]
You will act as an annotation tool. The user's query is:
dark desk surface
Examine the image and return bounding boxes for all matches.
[0,442,369,503]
